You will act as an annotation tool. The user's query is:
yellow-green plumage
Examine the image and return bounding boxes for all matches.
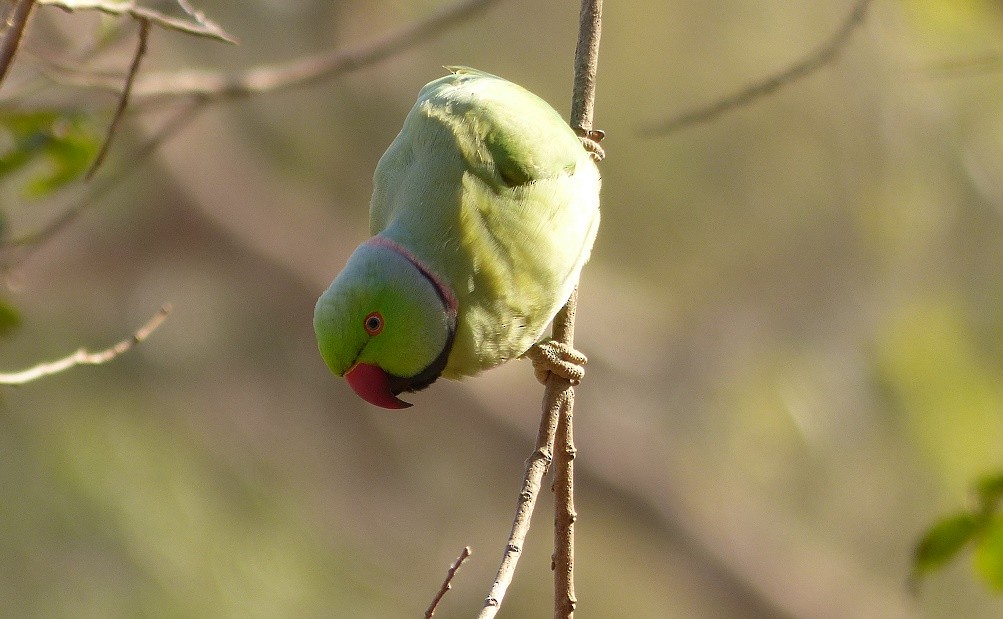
[315,67,600,407]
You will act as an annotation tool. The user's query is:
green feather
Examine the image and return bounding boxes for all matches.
[316,67,600,390]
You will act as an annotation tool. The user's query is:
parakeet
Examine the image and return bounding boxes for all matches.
[314,67,600,408]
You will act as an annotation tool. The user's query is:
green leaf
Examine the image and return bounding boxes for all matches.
[974,517,1003,591]
[976,473,1003,516]
[0,297,20,339]
[914,512,981,576]
[0,111,101,198]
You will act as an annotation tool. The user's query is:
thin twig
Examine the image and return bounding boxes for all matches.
[476,291,587,618]
[570,0,602,134]
[36,0,235,44]
[0,0,36,90]
[113,0,500,103]
[641,0,872,136]
[553,2,601,617]
[549,290,580,619]
[425,546,471,618]
[10,0,500,266]
[85,17,150,180]
[477,375,562,619]
[480,1,603,615]
[552,396,577,617]
[0,304,171,385]
[173,0,217,33]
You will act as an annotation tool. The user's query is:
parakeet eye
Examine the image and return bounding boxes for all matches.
[364,311,384,335]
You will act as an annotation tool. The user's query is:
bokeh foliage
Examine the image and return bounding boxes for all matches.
[1,1,1002,617]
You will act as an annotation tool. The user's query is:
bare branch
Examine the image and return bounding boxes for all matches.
[481,2,603,615]
[553,392,577,619]
[477,385,561,619]
[115,0,500,103]
[425,546,471,619]
[36,0,236,44]
[0,304,171,385]
[570,0,602,135]
[549,290,580,619]
[0,0,36,90]
[173,0,218,33]
[10,0,500,268]
[553,3,601,617]
[642,0,872,136]
[85,17,150,180]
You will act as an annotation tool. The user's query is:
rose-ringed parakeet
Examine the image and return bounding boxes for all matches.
[314,67,600,408]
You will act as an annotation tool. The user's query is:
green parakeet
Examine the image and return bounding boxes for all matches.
[314,67,600,408]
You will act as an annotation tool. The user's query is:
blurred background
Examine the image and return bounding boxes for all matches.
[1,0,1002,616]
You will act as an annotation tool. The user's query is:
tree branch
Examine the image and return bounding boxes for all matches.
[476,373,561,619]
[479,2,602,617]
[100,0,501,103]
[36,0,235,44]
[0,304,171,385]
[425,546,471,618]
[85,17,150,180]
[8,0,502,269]
[0,0,36,90]
[641,0,872,136]
[553,3,601,617]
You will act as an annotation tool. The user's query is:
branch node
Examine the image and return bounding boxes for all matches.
[424,546,471,619]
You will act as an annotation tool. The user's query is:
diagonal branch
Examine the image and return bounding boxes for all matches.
[85,17,150,180]
[114,0,501,103]
[641,0,872,136]
[36,0,236,44]
[479,2,602,618]
[0,304,171,385]
[0,0,37,90]
[552,3,601,617]
[425,546,472,618]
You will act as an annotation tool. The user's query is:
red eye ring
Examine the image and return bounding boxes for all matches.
[363,311,384,336]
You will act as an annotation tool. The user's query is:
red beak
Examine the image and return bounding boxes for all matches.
[344,362,413,409]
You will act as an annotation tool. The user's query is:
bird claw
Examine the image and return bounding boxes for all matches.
[524,339,588,385]
[574,127,605,162]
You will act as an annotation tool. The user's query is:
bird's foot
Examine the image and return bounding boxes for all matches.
[574,126,606,162]
[524,339,588,385]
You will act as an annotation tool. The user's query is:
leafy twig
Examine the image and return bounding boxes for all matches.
[0,0,37,90]
[641,0,872,136]
[36,0,236,44]
[0,304,171,385]
[85,17,150,180]
[425,546,471,618]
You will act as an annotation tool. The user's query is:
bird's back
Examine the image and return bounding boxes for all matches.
[370,68,600,376]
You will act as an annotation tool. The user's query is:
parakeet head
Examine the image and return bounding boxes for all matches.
[314,238,457,409]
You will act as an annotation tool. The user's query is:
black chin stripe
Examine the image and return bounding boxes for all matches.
[365,236,459,395]
[388,322,456,394]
